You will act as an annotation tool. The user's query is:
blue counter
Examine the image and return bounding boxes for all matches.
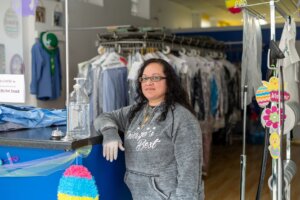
[0,127,132,200]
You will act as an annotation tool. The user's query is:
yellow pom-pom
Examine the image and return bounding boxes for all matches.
[225,0,236,8]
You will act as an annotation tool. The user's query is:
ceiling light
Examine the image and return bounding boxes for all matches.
[259,19,267,25]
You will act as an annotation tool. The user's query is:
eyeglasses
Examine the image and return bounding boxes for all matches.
[138,76,167,83]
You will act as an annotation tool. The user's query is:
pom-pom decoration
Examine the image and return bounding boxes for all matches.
[58,165,99,200]
[225,0,242,14]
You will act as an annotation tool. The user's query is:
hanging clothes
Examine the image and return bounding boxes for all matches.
[277,18,300,103]
[241,10,263,106]
[30,32,62,100]
[80,51,129,122]
[102,66,129,112]
[221,59,240,118]
[128,52,144,104]
[77,55,100,79]
[79,51,109,121]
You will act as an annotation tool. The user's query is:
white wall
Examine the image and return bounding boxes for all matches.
[22,15,37,107]
[151,0,192,28]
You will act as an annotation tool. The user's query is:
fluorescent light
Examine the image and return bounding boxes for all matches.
[259,19,268,25]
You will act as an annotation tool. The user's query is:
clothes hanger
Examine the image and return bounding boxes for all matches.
[101,50,122,68]
[162,45,171,55]
[179,47,186,56]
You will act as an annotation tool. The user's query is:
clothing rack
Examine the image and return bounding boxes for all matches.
[236,1,297,200]
[236,0,280,8]
[97,31,227,57]
[45,25,132,33]
[244,7,266,19]
[237,0,298,20]
[98,40,164,51]
[274,2,289,20]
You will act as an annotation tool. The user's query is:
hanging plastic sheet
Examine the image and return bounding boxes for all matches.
[0,145,92,177]
[241,10,263,107]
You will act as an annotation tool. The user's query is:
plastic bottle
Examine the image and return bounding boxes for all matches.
[67,78,90,139]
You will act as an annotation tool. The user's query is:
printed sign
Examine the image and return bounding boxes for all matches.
[0,74,25,103]
[270,91,290,102]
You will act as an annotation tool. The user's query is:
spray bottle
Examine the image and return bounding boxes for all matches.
[67,77,90,139]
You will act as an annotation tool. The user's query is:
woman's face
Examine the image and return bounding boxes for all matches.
[141,62,167,106]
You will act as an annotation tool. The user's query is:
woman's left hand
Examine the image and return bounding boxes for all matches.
[103,141,125,162]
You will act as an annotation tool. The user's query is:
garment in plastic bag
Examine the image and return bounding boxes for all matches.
[0,104,66,129]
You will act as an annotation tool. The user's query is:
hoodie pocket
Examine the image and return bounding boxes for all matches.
[124,170,169,200]
[150,177,169,200]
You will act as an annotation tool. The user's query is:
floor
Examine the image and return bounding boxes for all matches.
[204,142,300,200]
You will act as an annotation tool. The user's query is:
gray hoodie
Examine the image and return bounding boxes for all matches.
[94,103,204,200]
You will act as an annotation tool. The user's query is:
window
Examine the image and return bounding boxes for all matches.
[131,0,150,19]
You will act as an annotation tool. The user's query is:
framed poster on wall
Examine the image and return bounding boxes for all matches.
[10,54,24,74]
[53,11,63,27]
[35,6,46,23]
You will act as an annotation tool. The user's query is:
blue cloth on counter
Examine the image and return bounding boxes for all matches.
[0,122,27,131]
[0,104,66,130]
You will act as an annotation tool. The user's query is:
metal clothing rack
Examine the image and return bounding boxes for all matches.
[244,7,266,19]
[236,1,298,200]
[97,31,228,56]
[45,25,132,33]
[237,0,297,20]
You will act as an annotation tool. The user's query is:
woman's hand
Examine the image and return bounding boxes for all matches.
[103,141,125,162]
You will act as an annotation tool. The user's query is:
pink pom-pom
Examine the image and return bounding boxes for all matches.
[63,165,92,179]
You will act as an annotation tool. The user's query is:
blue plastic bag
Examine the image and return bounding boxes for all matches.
[0,104,66,128]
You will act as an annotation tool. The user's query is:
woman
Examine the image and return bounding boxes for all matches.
[94,58,204,200]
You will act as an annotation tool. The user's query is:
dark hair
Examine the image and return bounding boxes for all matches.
[128,58,195,122]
